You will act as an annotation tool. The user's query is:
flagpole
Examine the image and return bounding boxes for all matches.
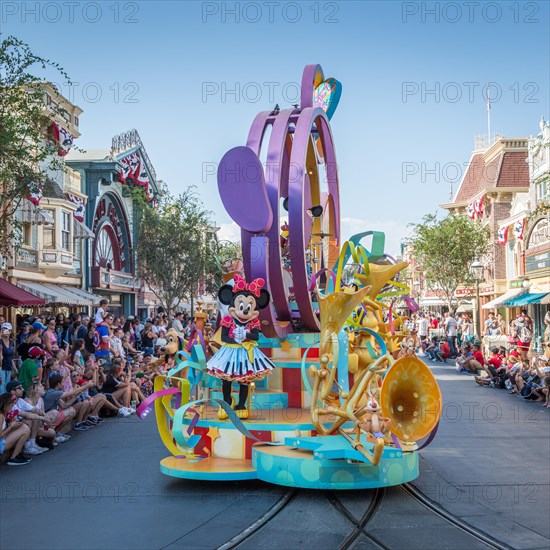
[487,84,491,145]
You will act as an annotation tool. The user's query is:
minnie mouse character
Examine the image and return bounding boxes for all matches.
[207,274,275,419]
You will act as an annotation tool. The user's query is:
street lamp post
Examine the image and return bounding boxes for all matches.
[470,259,484,338]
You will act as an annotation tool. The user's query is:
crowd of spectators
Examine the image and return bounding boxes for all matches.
[409,307,550,409]
[0,301,216,466]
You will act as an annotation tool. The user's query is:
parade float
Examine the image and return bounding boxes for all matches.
[138,64,442,490]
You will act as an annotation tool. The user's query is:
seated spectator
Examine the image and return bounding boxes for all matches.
[466,343,489,376]
[110,327,125,362]
[17,323,45,361]
[78,365,126,418]
[18,346,46,391]
[0,392,31,465]
[515,360,542,400]
[69,372,106,426]
[24,383,57,449]
[43,373,86,441]
[424,337,436,360]
[140,323,156,355]
[6,380,49,455]
[155,328,168,355]
[542,373,550,408]
[84,321,97,357]
[455,343,472,372]
[101,360,144,411]
[435,339,450,363]
[69,339,86,373]
[55,349,74,392]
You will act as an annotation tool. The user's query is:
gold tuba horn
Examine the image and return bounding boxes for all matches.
[379,356,442,443]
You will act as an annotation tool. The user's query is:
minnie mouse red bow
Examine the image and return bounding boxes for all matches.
[232,274,265,297]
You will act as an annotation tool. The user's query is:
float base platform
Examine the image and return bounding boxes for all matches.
[160,456,257,480]
[160,434,419,489]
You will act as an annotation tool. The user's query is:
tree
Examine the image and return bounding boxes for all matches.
[0,35,71,262]
[406,213,490,310]
[136,187,214,315]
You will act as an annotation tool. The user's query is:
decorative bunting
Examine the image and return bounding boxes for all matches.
[66,193,86,222]
[50,122,74,156]
[467,201,475,219]
[513,218,525,240]
[26,181,43,206]
[497,225,509,245]
[116,151,154,202]
[474,195,484,216]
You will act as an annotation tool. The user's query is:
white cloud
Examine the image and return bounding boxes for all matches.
[217,221,241,243]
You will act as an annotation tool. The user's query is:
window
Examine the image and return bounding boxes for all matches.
[73,238,81,260]
[74,116,79,127]
[43,210,55,249]
[23,223,32,246]
[535,180,549,203]
[61,210,71,251]
[506,240,516,280]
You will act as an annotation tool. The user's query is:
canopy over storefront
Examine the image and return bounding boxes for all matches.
[503,292,549,307]
[17,281,100,307]
[0,278,46,307]
[482,288,527,310]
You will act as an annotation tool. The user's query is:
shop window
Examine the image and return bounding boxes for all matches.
[61,210,71,251]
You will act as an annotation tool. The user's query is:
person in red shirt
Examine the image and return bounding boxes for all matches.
[487,348,502,371]
[439,340,451,359]
[467,343,486,374]
[430,316,439,330]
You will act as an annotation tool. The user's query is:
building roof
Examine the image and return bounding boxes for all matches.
[66,149,112,161]
[453,140,529,204]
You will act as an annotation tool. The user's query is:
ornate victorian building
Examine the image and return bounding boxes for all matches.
[2,85,99,317]
[440,135,530,328]
[67,130,160,317]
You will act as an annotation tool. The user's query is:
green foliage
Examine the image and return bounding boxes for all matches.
[136,187,215,314]
[207,239,242,291]
[407,213,490,306]
[0,35,72,259]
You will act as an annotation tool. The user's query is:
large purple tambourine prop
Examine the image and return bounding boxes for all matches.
[217,146,273,234]
[218,65,342,337]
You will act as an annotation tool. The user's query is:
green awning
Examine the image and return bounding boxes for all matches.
[503,292,549,306]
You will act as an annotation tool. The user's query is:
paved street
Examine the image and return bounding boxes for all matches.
[1,357,548,550]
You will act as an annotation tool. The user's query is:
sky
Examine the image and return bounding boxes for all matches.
[3,0,549,255]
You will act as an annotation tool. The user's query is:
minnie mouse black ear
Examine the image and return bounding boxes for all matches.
[283,197,288,211]
[218,285,234,305]
[255,289,271,309]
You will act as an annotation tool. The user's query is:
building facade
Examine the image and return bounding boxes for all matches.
[496,118,550,349]
[3,85,100,320]
[440,135,531,331]
[67,130,160,318]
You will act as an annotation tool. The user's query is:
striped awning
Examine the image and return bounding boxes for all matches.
[74,219,95,239]
[61,286,102,305]
[503,292,549,307]
[16,281,93,306]
[482,288,526,310]
[19,201,55,225]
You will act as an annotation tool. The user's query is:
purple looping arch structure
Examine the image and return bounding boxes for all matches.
[217,64,341,335]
